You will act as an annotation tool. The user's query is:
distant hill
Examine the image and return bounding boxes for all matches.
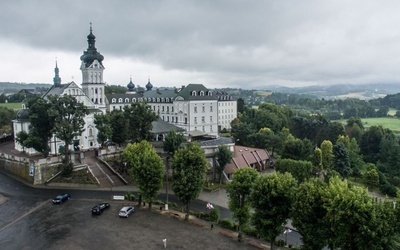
[0,82,52,94]
[264,83,400,100]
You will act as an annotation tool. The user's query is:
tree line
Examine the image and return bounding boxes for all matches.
[231,102,400,198]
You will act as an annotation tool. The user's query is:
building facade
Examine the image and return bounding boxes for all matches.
[13,25,237,155]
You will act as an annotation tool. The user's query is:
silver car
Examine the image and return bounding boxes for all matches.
[119,206,134,218]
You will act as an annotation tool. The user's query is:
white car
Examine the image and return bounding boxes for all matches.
[119,206,134,218]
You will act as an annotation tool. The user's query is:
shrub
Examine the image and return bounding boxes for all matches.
[276,239,285,247]
[219,218,235,230]
[380,183,398,197]
[209,207,220,223]
[242,225,258,238]
[61,163,73,177]
[124,192,135,201]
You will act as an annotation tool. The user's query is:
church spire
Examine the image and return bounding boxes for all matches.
[53,60,61,87]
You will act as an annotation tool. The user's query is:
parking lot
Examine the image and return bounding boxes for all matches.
[0,198,257,250]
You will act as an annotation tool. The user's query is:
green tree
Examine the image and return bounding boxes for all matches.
[226,167,259,241]
[163,130,186,207]
[124,102,158,142]
[123,140,164,209]
[333,142,351,178]
[0,106,16,135]
[237,97,245,113]
[16,98,56,157]
[364,163,379,188]
[250,172,297,250]
[320,140,334,170]
[324,177,399,249]
[110,110,128,146]
[163,130,185,155]
[48,95,88,167]
[94,113,112,147]
[216,144,233,183]
[291,178,330,250]
[275,159,314,183]
[172,142,208,221]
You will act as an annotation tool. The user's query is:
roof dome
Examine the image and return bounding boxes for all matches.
[127,78,135,91]
[145,78,153,91]
[80,24,104,67]
[16,109,30,121]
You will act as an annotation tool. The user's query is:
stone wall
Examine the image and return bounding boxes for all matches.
[0,153,62,185]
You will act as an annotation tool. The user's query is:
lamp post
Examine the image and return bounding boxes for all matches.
[165,156,170,211]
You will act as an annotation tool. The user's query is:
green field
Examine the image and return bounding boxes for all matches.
[0,102,22,110]
[338,117,400,135]
[361,117,400,134]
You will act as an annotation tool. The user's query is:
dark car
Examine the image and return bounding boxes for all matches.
[52,193,70,204]
[92,202,110,215]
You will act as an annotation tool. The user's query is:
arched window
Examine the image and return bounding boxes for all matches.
[192,91,197,96]
[112,98,116,103]
[200,91,204,96]
[125,98,129,103]
[132,98,136,102]
[118,98,123,103]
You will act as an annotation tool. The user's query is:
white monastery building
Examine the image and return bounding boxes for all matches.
[13,25,237,155]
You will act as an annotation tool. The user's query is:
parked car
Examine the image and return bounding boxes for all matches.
[92,202,110,215]
[119,206,134,218]
[52,193,70,204]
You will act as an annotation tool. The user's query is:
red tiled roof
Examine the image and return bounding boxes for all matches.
[223,146,270,174]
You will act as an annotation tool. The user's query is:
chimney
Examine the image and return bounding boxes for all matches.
[181,85,185,90]
[157,88,161,94]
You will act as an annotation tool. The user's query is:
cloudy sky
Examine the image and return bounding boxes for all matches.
[2,0,400,89]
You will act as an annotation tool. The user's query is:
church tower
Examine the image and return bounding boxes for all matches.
[80,24,106,111]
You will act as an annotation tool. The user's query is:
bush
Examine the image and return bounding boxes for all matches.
[61,163,73,177]
[242,225,258,238]
[219,218,235,230]
[124,192,135,201]
[209,207,220,222]
[276,239,285,247]
[380,183,398,197]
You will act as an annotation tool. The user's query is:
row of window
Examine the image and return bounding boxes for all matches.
[191,90,213,96]
[218,102,235,106]
[111,97,175,104]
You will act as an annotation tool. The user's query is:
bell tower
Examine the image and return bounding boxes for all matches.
[80,23,106,111]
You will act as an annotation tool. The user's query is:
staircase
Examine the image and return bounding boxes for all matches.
[84,155,125,188]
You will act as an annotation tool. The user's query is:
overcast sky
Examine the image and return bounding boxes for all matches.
[2,0,400,89]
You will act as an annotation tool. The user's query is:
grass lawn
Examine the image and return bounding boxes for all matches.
[0,102,22,110]
[337,117,400,135]
[361,117,400,134]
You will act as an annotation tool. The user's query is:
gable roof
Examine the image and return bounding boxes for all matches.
[224,146,271,175]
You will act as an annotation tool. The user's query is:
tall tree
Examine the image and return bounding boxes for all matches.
[16,98,56,157]
[110,110,128,146]
[250,172,297,250]
[48,95,88,167]
[320,140,334,170]
[163,130,186,208]
[226,167,259,241]
[291,178,331,250]
[163,130,185,155]
[123,102,158,142]
[94,113,112,147]
[216,144,233,183]
[0,106,16,135]
[333,142,351,178]
[123,140,164,209]
[172,142,208,221]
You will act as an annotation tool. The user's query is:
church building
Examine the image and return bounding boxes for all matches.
[13,25,237,156]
